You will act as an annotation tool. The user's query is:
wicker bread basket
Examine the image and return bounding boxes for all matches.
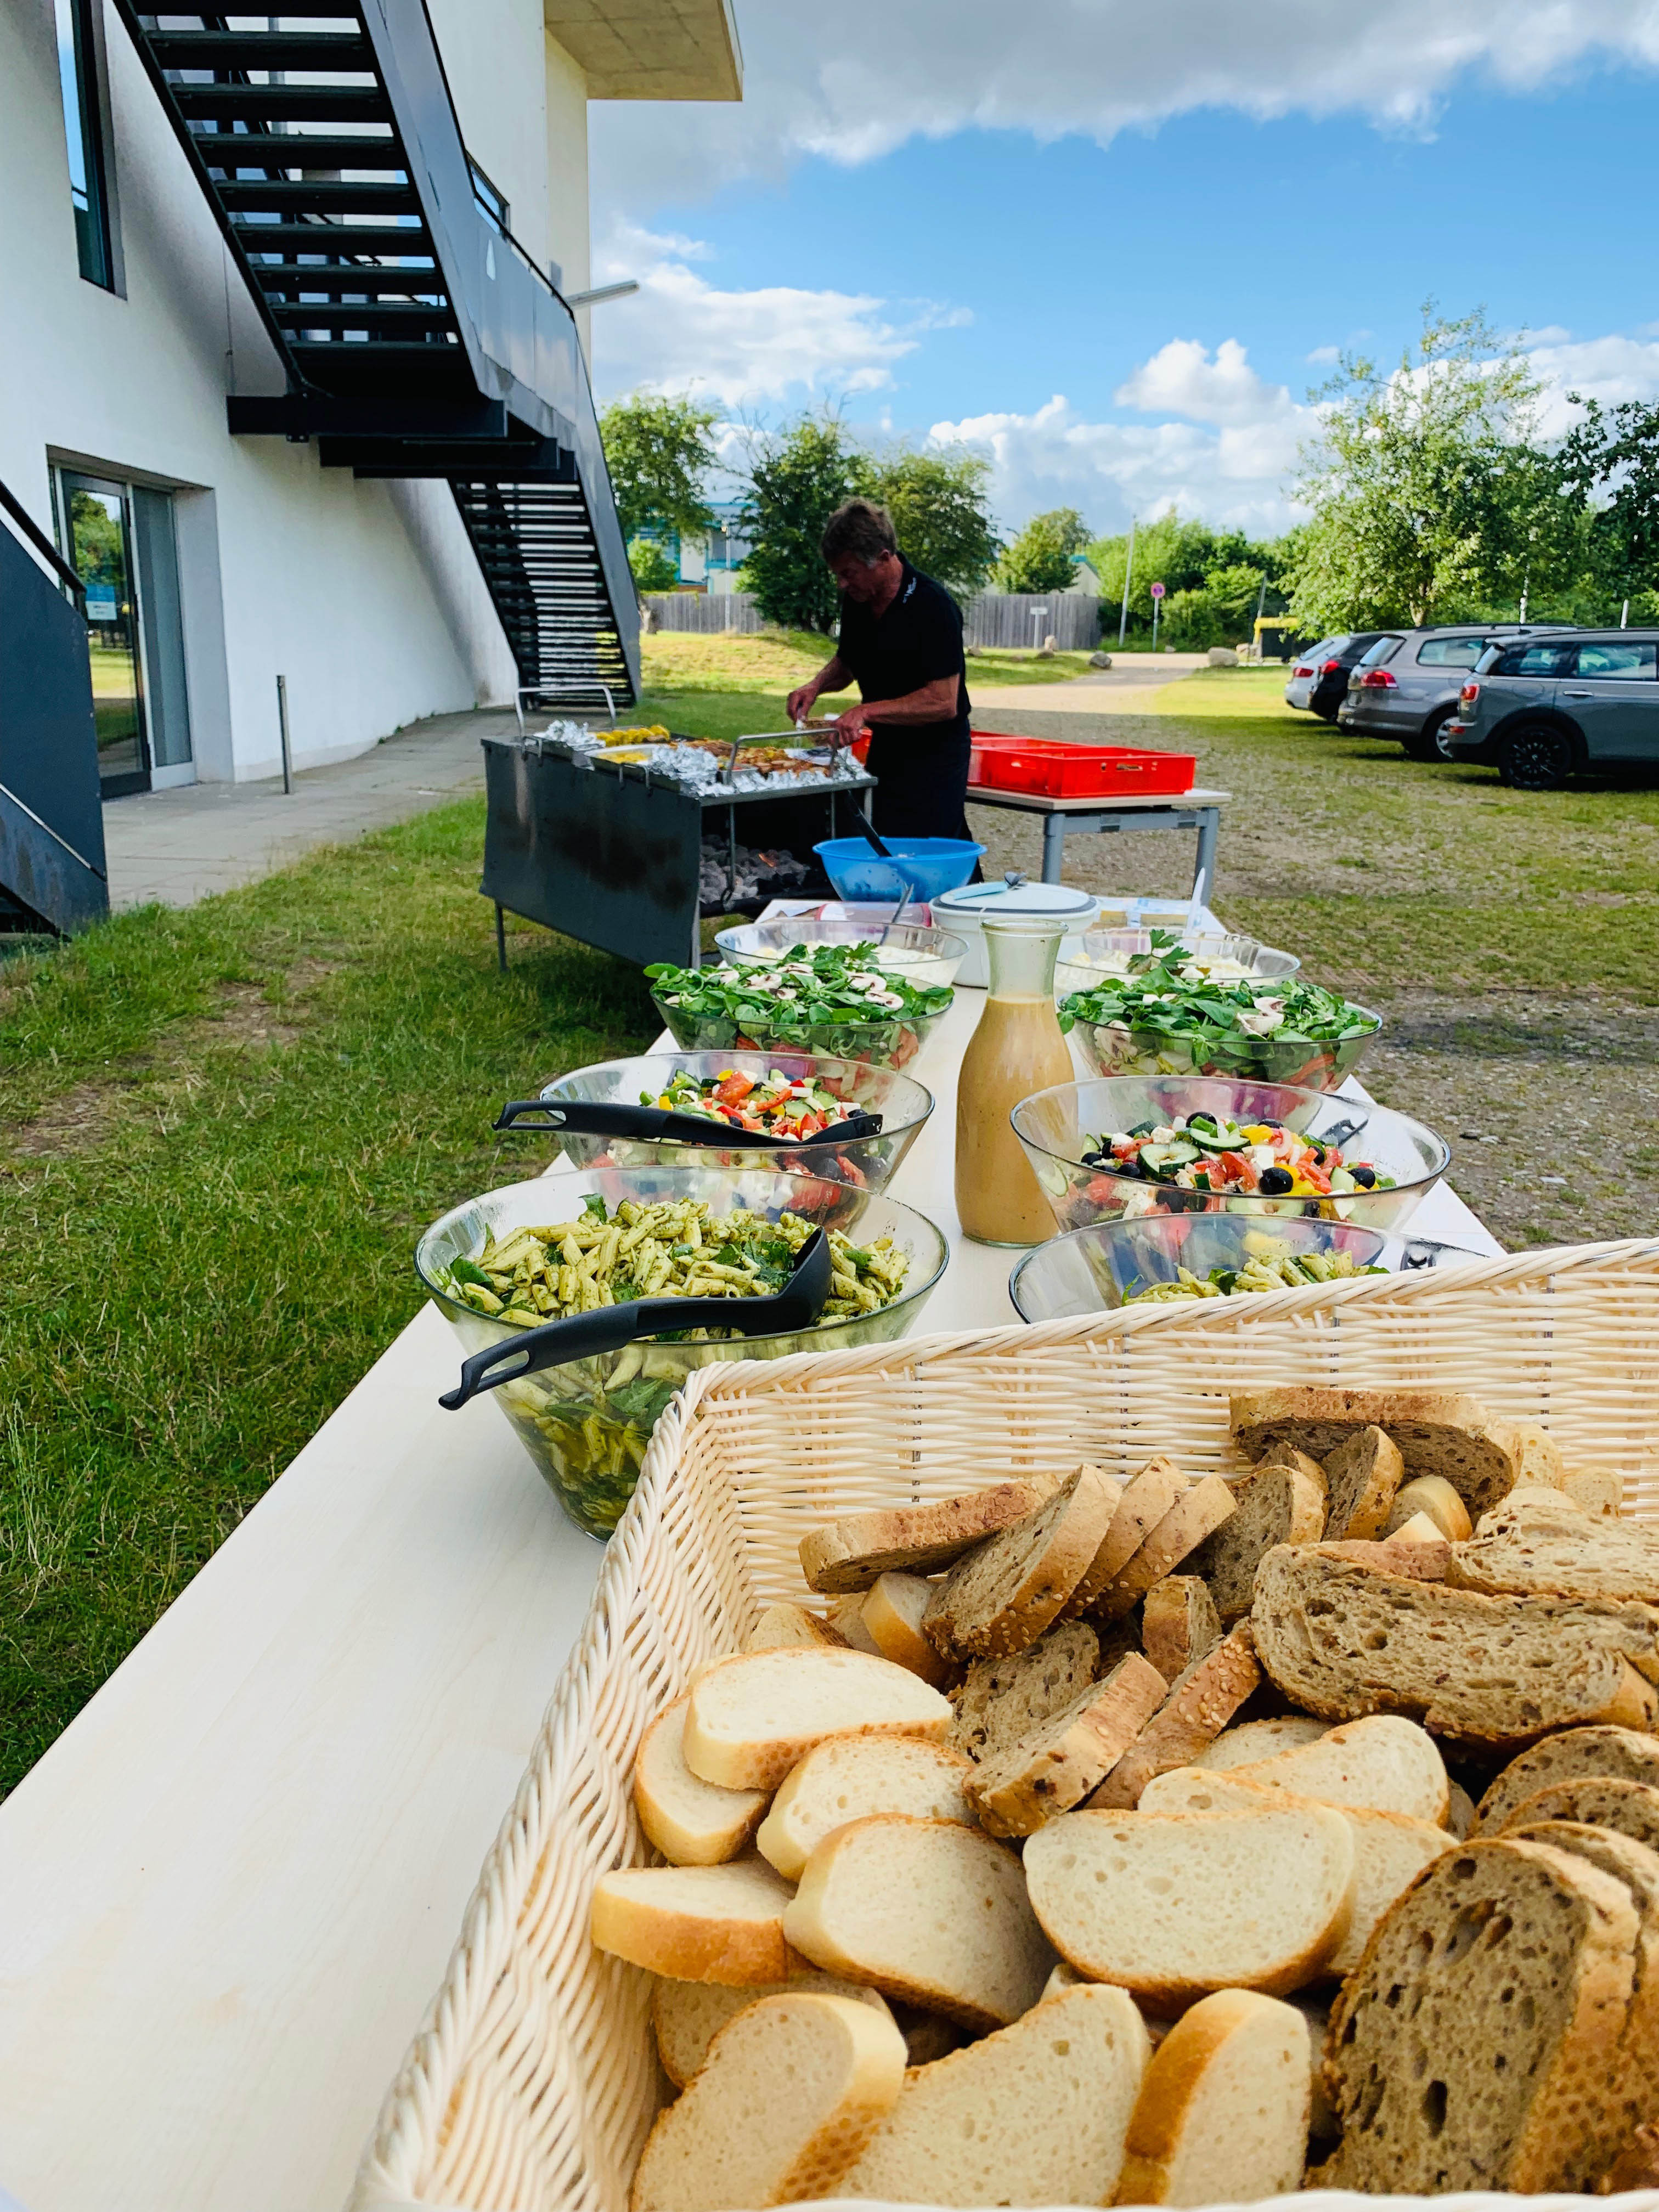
[353,1237,1659,2212]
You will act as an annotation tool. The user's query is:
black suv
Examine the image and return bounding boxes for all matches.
[1284,633,1397,723]
[1443,631,1659,788]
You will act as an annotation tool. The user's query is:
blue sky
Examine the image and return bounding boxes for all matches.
[588,2,1659,537]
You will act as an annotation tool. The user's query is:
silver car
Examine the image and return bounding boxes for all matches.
[1337,625,1556,760]
[1443,629,1659,788]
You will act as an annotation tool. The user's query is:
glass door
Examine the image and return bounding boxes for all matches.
[59,471,150,797]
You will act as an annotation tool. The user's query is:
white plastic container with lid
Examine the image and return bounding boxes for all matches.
[932,879,1099,988]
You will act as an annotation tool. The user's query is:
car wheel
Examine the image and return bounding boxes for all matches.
[1498,723,1575,791]
[1401,712,1457,764]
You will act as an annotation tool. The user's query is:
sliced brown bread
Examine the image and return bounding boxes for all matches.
[1142,1576,1221,1682]
[1187,1459,1325,1623]
[1386,1474,1473,1543]
[755,1735,975,1881]
[1060,1456,1189,1621]
[1474,1725,1659,1834]
[1478,1483,1590,1531]
[860,1572,953,1688]
[1497,1775,1659,1853]
[1024,1802,1356,2004]
[1190,1714,1329,1771]
[1448,1515,1659,1606]
[839,1981,1150,2206]
[1083,1624,1262,1810]
[634,1699,770,1866]
[683,1647,952,1791]
[1093,1477,1238,1622]
[799,1475,1061,1594]
[1321,1424,1405,1541]
[923,1463,1118,1660]
[966,1652,1169,1838]
[1318,1531,1451,1578]
[1564,1463,1624,1517]
[782,1814,1056,2029]
[1446,1780,1477,1838]
[1254,1438,1329,1493]
[1321,1837,1640,2193]
[1229,1386,1525,1515]
[629,1991,908,2212]
[947,1618,1099,1763]
[1251,1544,1659,1748]
[651,1973,894,2089]
[591,1859,803,1985]
[744,1601,848,1654]
[1116,1988,1311,2207]
[1224,1713,1449,1825]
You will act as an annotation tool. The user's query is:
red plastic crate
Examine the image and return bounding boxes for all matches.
[969,731,1197,800]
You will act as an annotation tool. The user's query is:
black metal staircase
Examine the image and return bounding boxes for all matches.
[114,1,638,713]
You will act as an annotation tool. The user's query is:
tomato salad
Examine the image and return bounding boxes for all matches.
[1081,1109,1396,1197]
[646,1065,850,1138]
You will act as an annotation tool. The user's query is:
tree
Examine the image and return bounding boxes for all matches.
[626,536,681,594]
[1559,396,1659,604]
[737,414,859,634]
[855,445,1000,601]
[996,507,1088,594]
[599,392,719,545]
[1086,511,1284,640]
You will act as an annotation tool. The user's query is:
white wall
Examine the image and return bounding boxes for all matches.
[544,31,592,356]
[427,0,551,263]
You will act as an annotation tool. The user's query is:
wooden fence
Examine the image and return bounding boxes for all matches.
[642,593,765,635]
[643,589,1103,652]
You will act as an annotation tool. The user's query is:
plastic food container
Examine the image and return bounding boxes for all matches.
[1008,1212,1487,1319]
[416,1166,949,1537]
[973,735,1197,800]
[1054,929,1301,998]
[812,836,984,902]
[1009,1074,1449,1234]
[528,1049,934,1192]
[714,917,967,991]
[932,878,1100,988]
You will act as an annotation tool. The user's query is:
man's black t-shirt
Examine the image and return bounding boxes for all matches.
[834,560,975,840]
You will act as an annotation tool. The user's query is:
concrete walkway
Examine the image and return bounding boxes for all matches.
[977,650,1207,721]
[102,706,517,909]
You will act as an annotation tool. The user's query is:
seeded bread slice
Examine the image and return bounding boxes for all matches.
[684,1648,952,1791]
[1386,1474,1473,1543]
[1082,1624,1262,1810]
[1093,1476,1238,1622]
[634,1699,770,1866]
[1225,1713,1449,1825]
[799,1475,1061,1595]
[1254,1438,1329,1492]
[1251,1544,1659,1749]
[923,1463,1117,1660]
[1188,1459,1325,1623]
[947,1620,1099,1763]
[860,1572,953,1688]
[1497,1775,1659,1854]
[1474,1725,1659,1835]
[756,1735,975,1880]
[630,1991,907,2212]
[1321,1837,1640,2193]
[651,1973,895,2088]
[1321,1425,1405,1541]
[1116,1988,1311,2207]
[1059,1457,1189,1621]
[592,1859,803,1986]
[1229,1387,1524,1515]
[965,1652,1169,1838]
[1192,1715,1329,1771]
[1448,1516,1659,1606]
[1142,1576,1222,1682]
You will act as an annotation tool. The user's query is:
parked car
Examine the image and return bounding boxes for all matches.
[1443,630,1659,788]
[1284,634,1397,720]
[1337,624,1574,761]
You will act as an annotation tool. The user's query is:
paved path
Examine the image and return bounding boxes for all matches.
[103,707,518,910]
[977,651,1208,721]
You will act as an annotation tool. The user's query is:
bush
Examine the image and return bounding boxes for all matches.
[627,537,681,595]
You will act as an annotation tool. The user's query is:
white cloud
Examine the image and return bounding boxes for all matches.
[1306,345,1341,365]
[1527,332,1659,435]
[1113,338,1297,430]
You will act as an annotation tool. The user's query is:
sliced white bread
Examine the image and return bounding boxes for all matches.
[745,1601,848,1654]
[1023,1803,1356,2005]
[839,1981,1150,2207]
[1116,1988,1311,2207]
[1059,1456,1187,1620]
[1093,1477,1238,1622]
[947,1618,1099,1763]
[799,1476,1060,1594]
[860,1572,953,1688]
[1562,1463,1624,1517]
[651,1973,894,2089]
[1386,1510,1452,1549]
[1187,1458,1325,1623]
[755,1735,975,1881]
[922,1463,1118,1661]
[1082,1623,1262,1810]
[1321,1424,1405,1542]
[1447,1514,1659,1606]
[1474,1724,1659,1835]
[1510,1419,1566,1488]
[1497,1775,1659,1855]
[826,1593,884,1656]
[783,1814,1055,2030]
[629,1990,907,2212]
[966,1652,1169,1838]
[1229,1386,1525,1515]
[891,2007,965,2067]
[1386,1474,1473,1543]
[682,1647,951,1791]
[634,1699,770,1866]
[592,1859,801,1986]
[1142,1576,1222,1683]
[1223,1713,1450,1826]
[1191,1714,1329,1771]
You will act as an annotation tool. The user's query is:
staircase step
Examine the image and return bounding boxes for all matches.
[190,131,407,171]
[229,219,432,253]
[150,29,373,70]
[251,262,445,296]
[171,84,392,124]
[268,301,458,332]
[218,178,420,214]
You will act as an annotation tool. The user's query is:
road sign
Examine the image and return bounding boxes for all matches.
[1149,581,1165,599]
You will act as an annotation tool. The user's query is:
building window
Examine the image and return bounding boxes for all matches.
[54,0,116,290]
[469,157,510,237]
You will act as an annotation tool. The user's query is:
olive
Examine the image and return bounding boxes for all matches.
[1081,1150,1108,1167]
[1350,1165,1377,1189]
[1258,1166,1294,1194]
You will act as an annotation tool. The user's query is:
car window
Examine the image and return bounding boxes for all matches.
[1572,640,1658,679]
[1322,635,1353,656]
[1356,636,1402,667]
[1417,637,1485,668]
[1494,641,1578,677]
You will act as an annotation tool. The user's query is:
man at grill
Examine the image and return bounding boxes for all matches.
[786,499,975,843]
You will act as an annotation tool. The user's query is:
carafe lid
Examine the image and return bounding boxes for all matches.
[934,881,1098,922]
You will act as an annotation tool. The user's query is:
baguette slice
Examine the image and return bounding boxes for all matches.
[652,1973,894,2089]
[592,1859,801,1985]
[783,1814,1054,2030]
[966,1652,1168,1838]
[1254,1439,1329,1492]
[1083,1623,1262,1810]
[1318,1531,1451,1579]
[947,1619,1099,1763]
[630,1991,907,2212]
[1562,1463,1624,1517]
[1229,1387,1523,1515]
[1142,1576,1222,1682]
[1509,1418,1566,1488]
[800,1477,1060,1594]
[1093,1477,1238,1622]
[1497,1775,1659,1854]
[860,1572,953,1688]
[1024,1803,1356,2004]
[1386,1474,1473,1543]
[1116,1988,1311,2207]
[634,1699,770,1865]
[1224,1713,1449,1825]
[923,1463,1117,1660]
[1475,1725,1659,1835]
[756,1735,975,1880]
[1321,1425,1404,1542]
[839,1981,1150,2206]
[827,1593,884,1657]
[684,1648,951,1791]
[745,1601,848,1653]
[1188,1459,1325,1623]
[1191,1715,1329,1771]
[1060,1457,1187,1620]
[1448,1515,1659,1605]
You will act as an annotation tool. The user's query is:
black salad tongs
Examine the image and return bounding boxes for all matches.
[438,1227,833,1410]
[493,1097,883,1148]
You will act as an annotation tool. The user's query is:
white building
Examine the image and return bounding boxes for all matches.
[0,0,741,802]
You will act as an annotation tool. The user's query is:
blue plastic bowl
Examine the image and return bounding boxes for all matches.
[814,837,985,901]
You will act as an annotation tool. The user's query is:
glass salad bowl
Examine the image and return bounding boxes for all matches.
[511,1050,934,1192]
[1008,1212,1488,1320]
[1054,929,1301,1001]
[1064,984,1380,1091]
[416,1166,949,1539]
[714,917,968,991]
[1009,1075,1451,1235]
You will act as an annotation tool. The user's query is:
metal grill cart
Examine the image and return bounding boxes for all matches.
[479,732,878,970]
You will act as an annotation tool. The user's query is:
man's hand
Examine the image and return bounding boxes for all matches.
[785,682,819,725]
[831,704,871,748]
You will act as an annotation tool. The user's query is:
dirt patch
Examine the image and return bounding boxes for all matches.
[4,1074,145,1159]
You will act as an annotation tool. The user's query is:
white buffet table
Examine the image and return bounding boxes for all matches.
[0,982,1501,2212]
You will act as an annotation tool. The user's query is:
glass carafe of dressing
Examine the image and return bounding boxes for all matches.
[955,913,1075,1246]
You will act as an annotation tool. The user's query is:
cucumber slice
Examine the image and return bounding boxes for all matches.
[1188,1118,1248,1152]
[1139,1139,1201,1177]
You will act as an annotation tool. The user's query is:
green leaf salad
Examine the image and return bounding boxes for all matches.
[646,943,952,1070]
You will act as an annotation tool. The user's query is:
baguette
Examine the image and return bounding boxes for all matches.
[684,1647,951,1791]
[1188,1458,1325,1623]
[1083,1623,1261,1810]
[745,1602,848,1653]
[1229,1387,1526,1515]
[1142,1577,1221,1683]
[1116,1988,1311,2207]
[859,1572,953,1687]
[1222,1713,1450,1826]
[634,1699,770,1865]
[966,1652,1168,1838]
[923,1463,1117,1660]
[826,1593,883,1657]
[1092,1476,1237,1622]
[800,1477,1060,1594]
[1059,1457,1187,1620]
[651,1973,894,2089]
[1386,1474,1473,1543]
[1192,1715,1329,1770]
[756,1735,975,1881]
[592,1859,802,1985]
[1474,1725,1659,1835]
[947,1619,1099,1763]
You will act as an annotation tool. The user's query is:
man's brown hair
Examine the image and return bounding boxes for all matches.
[821,498,898,565]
